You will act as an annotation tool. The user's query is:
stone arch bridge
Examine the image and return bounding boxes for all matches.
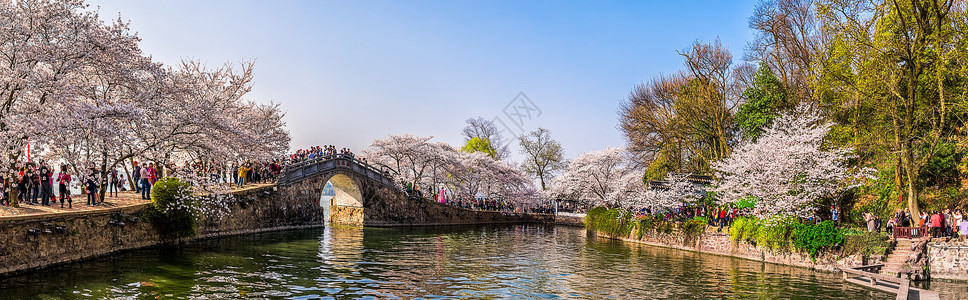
[272,155,551,226]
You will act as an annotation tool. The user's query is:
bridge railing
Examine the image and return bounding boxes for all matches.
[276,154,394,187]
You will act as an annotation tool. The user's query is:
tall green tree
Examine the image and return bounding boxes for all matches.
[816,0,967,217]
[460,137,498,159]
[736,63,788,140]
[518,128,566,190]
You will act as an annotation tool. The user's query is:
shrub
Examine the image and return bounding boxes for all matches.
[147,177,198,239]
[842,231,891,257]
[729,217,760,242]
[756,216,800,251]
[585,207,635,237]
[681,217,708,241]
[635,215,662,239]
[792,221,843,259]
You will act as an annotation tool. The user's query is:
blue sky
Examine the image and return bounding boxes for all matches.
[90,0,758,162]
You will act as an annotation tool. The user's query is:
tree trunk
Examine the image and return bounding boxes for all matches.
[125,157,137,191]
[902,137,920,218]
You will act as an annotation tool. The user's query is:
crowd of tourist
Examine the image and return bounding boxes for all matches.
[878,208,968,239]
[0,159,157,208]
[635,204,742,227]
[288,145,356,164]
[0,144,563,219]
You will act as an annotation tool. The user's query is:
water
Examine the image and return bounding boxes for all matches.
[0,225,907,299]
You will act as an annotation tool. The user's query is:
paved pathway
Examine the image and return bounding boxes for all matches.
[0,183,274,221]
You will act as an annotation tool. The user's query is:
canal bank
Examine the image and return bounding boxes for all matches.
[0,186,325,277]
[584,221,968,299]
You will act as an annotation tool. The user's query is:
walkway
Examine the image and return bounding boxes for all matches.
[0,183,274,222]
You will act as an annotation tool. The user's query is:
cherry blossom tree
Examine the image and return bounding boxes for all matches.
[549,147,636,208]
[363,134,537,209]
[0,1,291,203]
[0,0,107,205]
[711,105,865,217]
[610,172,702,212]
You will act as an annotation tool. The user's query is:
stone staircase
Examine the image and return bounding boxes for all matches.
[883,238,916,275]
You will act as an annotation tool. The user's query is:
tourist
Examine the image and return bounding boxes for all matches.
[831,205,839,225]
[30,163,40,204]
[954,210,964,238]
[147,162,158,185]
[945,209,954,237]
[38,162,52,206]
[930,211,943,238]
[57,165,72,208]
[237,163,251,188]
[885,216,896,233]
[132,161,141,193]
[109,169,119,197]
[864,211,875,232]
[18,165,29,205]
[140,164,152,200]
[85,168,99,206]
[960,217,968,242]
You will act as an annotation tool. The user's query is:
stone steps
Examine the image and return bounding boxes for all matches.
[883,239,917,275]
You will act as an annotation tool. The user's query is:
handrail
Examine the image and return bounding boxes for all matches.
[893,226,929,239]
[275,155,394,187]
[840,264,910,300]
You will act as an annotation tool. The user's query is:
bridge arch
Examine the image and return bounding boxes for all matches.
[327,173,363,208]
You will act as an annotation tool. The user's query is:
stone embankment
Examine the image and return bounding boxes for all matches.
[0,185,321,276]
[927,241,968,281]
[591,226,870,273]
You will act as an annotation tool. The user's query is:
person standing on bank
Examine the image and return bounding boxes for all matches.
[132,161,141,193]
[39,162,52,206]
[140,164,152,200]
[57,165,71,208]
[109,169,119,197]
[85,168,98,206]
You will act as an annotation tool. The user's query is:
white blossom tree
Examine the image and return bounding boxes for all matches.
[549,147,636,208]
[0,0,290,203]
[711,105,864,217]
[610,172,702,212]
[363,134,537,209]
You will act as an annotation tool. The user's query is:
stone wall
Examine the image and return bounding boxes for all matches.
[0,185,323,276]
[594,226,867,273]
[331,205,363,225]
[928,242,968,280]
[360,180,553,226]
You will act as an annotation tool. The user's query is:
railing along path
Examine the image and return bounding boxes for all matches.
[276,155,394,187]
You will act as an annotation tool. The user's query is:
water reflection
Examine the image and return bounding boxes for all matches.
[0,225,928,299]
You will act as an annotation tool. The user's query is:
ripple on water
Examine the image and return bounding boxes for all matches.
[0,225,916,299]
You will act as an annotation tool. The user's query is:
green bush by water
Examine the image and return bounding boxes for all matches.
[147,177,198,239]
[729,216,844,259]
[587,207,706,240]
[585,207,635,237]
[729,217,760,242]
[792,221,843,259]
